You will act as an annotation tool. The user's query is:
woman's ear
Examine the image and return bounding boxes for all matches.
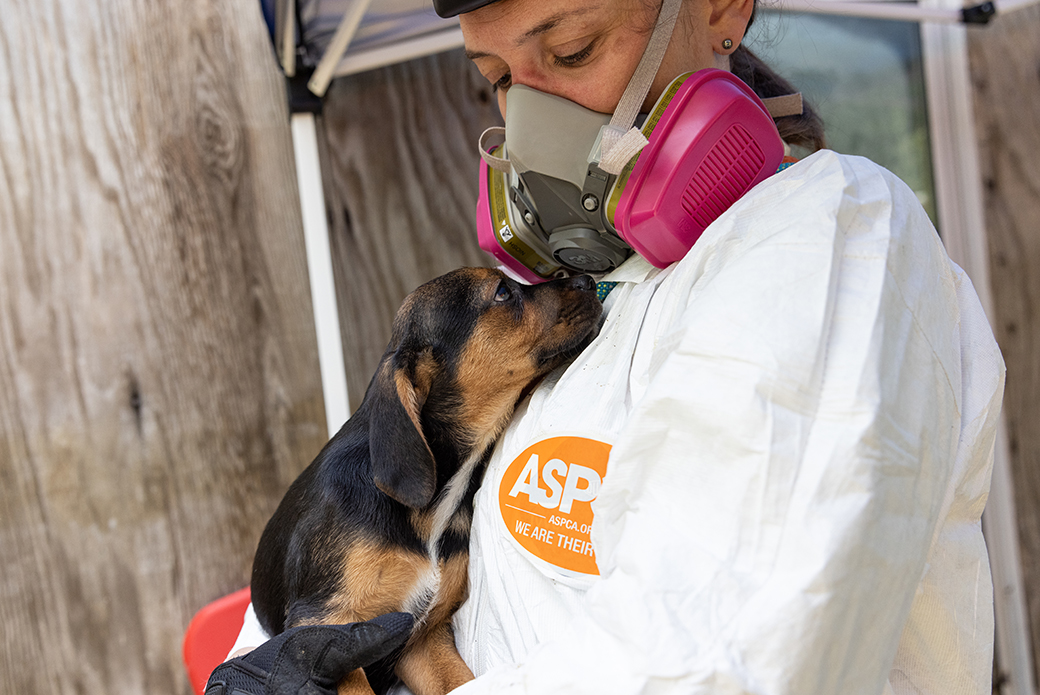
[707,0,755,52]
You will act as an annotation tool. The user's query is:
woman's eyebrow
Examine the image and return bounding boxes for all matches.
[517,9,589,44]
[465,5,601,60]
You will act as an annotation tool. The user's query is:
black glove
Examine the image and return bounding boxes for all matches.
[205,612,413,695]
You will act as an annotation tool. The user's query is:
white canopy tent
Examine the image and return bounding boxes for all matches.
[259,2,1038,693]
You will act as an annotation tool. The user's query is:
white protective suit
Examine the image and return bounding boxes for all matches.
[450,150,1004,695]
[230,150,1003,695]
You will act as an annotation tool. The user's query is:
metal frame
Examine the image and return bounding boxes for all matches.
[919,2,1037,692]
[327,26,464,80]
[779,0,1035,23]
[291,112,350,437]
[308,0,374,96]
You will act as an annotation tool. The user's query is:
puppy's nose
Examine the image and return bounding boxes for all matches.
[568,275,596,292]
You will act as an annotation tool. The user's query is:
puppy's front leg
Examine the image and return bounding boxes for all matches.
[396,622,474,695]
[337,667,377,695]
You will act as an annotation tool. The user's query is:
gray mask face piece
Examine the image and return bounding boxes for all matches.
[504,86,608,186]
[502,85,631,273]
[476,0,686,276]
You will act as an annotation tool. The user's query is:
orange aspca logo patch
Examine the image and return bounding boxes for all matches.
[498,436,611,575]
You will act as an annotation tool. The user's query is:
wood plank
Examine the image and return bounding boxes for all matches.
[317,49,503,406]
[0,0,326,692]
[966,4,1040,689]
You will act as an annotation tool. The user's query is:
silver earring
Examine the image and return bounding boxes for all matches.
[722,38,734,50]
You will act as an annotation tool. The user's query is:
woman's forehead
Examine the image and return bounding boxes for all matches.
[460,0,620,53]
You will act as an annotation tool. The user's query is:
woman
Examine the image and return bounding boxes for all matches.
[217,1,1003,693]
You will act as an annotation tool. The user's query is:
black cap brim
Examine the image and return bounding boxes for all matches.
[433,0,501,18]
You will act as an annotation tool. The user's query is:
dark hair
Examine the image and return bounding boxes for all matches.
[730,3,827,152]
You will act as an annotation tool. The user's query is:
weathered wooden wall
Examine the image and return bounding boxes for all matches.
[0,2,498,693]
[968,5,1040,688]
[0,1,328,692]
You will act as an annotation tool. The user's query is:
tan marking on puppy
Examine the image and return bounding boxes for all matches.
[407,500,472,544]
[320,545,473,695]
[337,667,376,695]
[396,623,475,695]
[393,349,437,437]
[320,541,428,624]
[448,506,472,535]
[452,279,569,451]
[417,553,470,631]
[408,508,435,542]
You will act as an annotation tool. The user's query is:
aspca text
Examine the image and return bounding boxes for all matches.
[507,454,602,512]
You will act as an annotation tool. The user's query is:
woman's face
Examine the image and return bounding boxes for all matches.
[460,0,720,118]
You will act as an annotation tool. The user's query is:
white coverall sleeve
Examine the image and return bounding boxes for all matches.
[452,153,1003,695]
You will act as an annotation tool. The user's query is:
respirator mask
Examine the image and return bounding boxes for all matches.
[475,0,799,283]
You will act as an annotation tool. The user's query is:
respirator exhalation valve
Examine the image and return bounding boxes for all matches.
[549,227,630,273]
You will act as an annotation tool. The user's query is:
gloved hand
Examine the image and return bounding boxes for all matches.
[204,612,413,695]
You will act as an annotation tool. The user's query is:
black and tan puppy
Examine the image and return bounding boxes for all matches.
[251,268,601,695]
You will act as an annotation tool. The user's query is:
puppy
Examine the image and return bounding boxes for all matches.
[251,267,602,695]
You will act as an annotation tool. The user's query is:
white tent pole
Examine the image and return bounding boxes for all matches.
[778,0,1040,23]
[308,0,374,97]
[996,0,1040,9]
[331,27,465,80]
[291,112,350,437]
[280,0,296,77]
[918,4,1037,695]
[780,0,962,22]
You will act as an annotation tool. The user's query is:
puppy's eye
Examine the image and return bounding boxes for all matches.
[494,284,512,302]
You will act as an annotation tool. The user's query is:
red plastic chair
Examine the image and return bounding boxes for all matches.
[183,587,252,695]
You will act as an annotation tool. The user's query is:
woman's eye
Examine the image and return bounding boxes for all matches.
[553,42,595,68]
[492,72,511,92]
[494,284,512,302]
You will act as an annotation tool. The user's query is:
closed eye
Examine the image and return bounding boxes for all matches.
[553,41,595,68]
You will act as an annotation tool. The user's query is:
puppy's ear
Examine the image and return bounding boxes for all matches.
[369,349,437,509]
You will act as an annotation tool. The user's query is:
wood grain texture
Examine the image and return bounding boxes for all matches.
[967,5,1040,686]
[0,1,326,692]
[317,49,503,408]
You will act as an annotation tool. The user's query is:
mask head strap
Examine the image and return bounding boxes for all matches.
[597,0,683,174]
[478,126,511,172]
